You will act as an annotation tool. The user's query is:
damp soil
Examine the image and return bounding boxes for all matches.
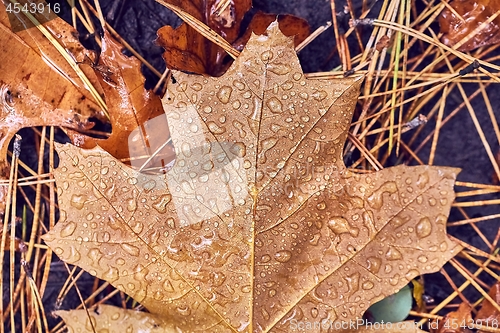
[9,0,500,330]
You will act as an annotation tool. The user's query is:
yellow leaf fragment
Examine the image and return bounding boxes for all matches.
[56,304,174,332]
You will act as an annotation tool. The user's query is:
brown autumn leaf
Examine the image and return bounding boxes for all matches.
[232,11,310,52]
[430,303,474,333]
[0,0,107,211]
[43,23,462,332]
[429,283,500,333]
[439,0,500,51]
[156,0,309,76]
[156,0,250,76]
[65,30,175,168]
[475,282,500,333]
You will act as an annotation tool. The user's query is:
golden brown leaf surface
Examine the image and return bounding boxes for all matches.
[439,0,500,51]
[44,23,461,333]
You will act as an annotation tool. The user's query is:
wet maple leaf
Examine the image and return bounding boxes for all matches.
[43,23,462,332]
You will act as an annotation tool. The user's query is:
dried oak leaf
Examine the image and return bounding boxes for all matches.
[156,0,309,76]
[231,11,310,52]
[0,1,106,211]
[429,283,500,333]
[475,282,500,333]
[430,303,474,333]
[439,0,500,51]
[65,31,175,168]
[44,23,462,332]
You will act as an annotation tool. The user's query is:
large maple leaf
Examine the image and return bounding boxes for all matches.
[43,22,462,332]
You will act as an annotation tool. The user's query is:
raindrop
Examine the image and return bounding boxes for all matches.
[189,124,199,133]
[191,83,202,91]
[260,50,274,61]
[266,97,283,114]
[202,161,214,171]
[268,63,291,75]
[216,86,232,104]
[153,194,172,214]
[362,281,374,290]
[418,255,428,263]
[416,171,430,188]
[261,255,271,263]
[281,81,293,90]
[233,80,245,90]
[367,181,397,209]
[366,256,382,274]
[230,142,247,158]
[274,250,292,263]
[163,280,175,292]
[60,222,77,237]
[120,243,140,257]
[127,198,137,212]
[70,194,86,210]
[232,100,241,109]
[292,73,302,81]
[259,137,278,163]
[312,90,327,101]
[385,247,403,260]
[416,217,432,238]
[207,121,226,134]
[317,202,327,210]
